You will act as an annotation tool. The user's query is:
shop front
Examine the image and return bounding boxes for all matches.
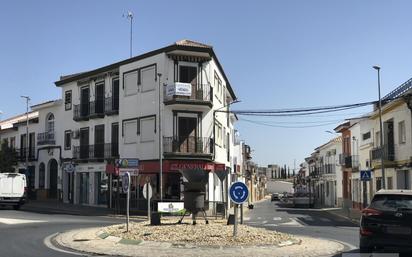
[106,160,224,214]
[73,163,108,206]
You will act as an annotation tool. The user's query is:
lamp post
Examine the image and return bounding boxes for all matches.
[157,73,163,201]
[21,96,30,179]
[373,65,386,189]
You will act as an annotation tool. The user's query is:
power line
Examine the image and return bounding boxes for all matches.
[240,118,342,128]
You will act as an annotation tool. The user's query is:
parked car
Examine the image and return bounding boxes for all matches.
[0,173,27,210]
[360,189,412,253]
[271,193,281,201]
[293,192,314,207]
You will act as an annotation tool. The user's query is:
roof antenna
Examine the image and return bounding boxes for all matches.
[123,11,134,58]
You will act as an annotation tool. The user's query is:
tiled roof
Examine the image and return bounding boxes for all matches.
[175,39,212,49]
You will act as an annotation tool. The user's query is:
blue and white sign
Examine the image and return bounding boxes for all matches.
[116,158,139,168]
[229,182,249,204]
[122,172,130,192]
[360,170,372,181]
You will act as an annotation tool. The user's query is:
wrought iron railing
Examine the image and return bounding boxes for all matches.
[163,136,213,155]
[16,147,36,161]
[371,144,395,161]
[37,131,55,145]
[90,99,105,117]
[164,83,213,103]
[73,143,119,160]
[105,96,119,114]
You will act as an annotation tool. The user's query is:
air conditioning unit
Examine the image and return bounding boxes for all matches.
[72,129,80,139]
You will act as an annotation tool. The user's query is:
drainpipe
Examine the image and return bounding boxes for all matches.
[404,94,412,166]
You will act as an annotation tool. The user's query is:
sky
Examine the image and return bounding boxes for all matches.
[2,1,412,169]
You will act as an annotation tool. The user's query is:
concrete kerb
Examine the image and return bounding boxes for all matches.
[52,227,345,257]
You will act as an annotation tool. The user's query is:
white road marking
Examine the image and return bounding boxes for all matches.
[257,217,262,220]
[264,224,278,227]
[0,217,47,225]
[280,218,304,227]
[243,217,250,221]
[262,220,268,224]
[272,217,282,221]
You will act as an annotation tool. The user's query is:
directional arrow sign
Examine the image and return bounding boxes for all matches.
[229,181,249,204]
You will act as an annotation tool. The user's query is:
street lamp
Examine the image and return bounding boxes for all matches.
[21,96,30,178]
[157,73,163,201]
[373,65,386,189]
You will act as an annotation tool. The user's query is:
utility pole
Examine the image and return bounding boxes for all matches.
[157,73,163,201]
[373,66,386,189]
[21,96,30,178]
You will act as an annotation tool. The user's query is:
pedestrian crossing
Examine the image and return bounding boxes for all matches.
[0,217,47,225]
[245,217,305,227]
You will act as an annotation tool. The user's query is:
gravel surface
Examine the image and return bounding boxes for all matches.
[104,218,294,246]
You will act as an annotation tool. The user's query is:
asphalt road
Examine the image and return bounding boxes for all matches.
[0,206,122,257]
[244,199,360,256]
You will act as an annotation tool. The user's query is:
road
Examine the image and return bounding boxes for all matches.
[245,199,360,256]
[0,207,122,257]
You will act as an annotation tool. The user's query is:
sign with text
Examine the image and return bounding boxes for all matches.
[116,158,139,168]
[170,162,214,171]
[166,82,192,97]
[158,202,184,213]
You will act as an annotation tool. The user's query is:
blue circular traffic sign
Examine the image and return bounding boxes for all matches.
[229,182,249,204]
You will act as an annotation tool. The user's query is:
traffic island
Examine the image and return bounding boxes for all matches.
[53,218,346,257]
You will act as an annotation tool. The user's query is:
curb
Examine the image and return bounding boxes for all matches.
[326,210,360,225]
[95,229,301,248]
[52,227,345,257]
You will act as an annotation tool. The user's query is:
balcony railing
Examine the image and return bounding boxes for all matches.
[37,131,55,145]
[89,100,105,118]
[163,136,213,156]
[16,147,36,161]
[324,164,336,174]
[72,143,119,160]
[164,83,213,106]
[73,103,90,121]
[105,96,119,115]
[371,144,395,162]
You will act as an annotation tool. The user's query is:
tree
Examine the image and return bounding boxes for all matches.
[0,141,17,173]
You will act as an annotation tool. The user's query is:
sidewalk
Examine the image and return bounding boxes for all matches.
[325,207,362,225]
[22,200,116,216]
[53,227,345,257]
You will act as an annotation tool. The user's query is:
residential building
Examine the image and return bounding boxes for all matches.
[0,40,242,215]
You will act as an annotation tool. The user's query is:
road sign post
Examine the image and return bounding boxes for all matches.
[143,180,153,221]
[229,182,249,237]
[122,172,131,232]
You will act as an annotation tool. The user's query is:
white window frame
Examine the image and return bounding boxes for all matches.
[123,119,138,144]
[140,65,156,93]
[399,120,406,144]
[124,70,138,96]
[140,116,156,143]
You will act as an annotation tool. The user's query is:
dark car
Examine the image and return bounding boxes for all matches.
[360,189,412,253]
[271,193,281,201]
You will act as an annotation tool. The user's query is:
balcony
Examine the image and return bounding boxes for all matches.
[105,96,119,115]
[324,164,336,174]
[164,83,213,107]
[163,136,213,159]
[351,155,360,170]
[371,144,395,162]
[37,132,55,145]
[16,147,36,162]
[73,103,90,121]
[89,100,105,118]
[72,143,119,161]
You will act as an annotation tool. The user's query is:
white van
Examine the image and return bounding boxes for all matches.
[0,173,27,210]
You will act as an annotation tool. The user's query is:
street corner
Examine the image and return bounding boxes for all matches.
[50,221,346,257]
